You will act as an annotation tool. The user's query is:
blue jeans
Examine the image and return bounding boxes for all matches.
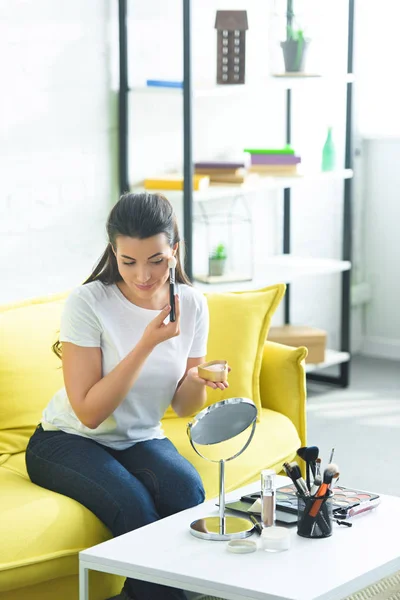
[25,425,205,600]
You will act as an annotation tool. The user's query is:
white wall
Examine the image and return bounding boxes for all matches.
[350,0,400,360]
[0,0,115,305]
[360,139,400,360]
[0,0,362,360]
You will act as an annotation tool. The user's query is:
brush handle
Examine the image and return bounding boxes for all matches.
[306,461,311,491]
[309,483,329,517]
[169,282,176,322]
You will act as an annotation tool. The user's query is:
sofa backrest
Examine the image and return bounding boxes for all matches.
[0,293,67,455]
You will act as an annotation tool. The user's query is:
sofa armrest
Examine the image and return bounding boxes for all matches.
[259,341,307,449]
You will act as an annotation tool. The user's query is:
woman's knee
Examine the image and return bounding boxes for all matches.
[161,464,205,516]
[185,468,206,507]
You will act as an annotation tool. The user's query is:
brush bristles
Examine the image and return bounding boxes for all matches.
[168,256,177,269]
[326,463,339,474]
[323,463,340,484]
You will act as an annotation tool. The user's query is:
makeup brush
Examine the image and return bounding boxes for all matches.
[310,458,322,495]
[309,463,339,518]
[317,463,339,497]
[283,462,303,496]
[168,256,177,322]
[283,462,310,497]
[297,446,319,490]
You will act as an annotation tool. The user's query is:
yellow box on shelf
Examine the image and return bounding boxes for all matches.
[144,174,210,191]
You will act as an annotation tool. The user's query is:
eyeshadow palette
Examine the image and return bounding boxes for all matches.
[240,484,380,517]
[223,499,298,525]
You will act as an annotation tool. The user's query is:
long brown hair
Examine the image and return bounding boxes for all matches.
[52,192,191,359]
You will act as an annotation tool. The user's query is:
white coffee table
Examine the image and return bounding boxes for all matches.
[79,477,400,600]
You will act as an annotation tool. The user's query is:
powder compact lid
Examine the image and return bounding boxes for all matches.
[227,539,257,554]
[197,360,228,383]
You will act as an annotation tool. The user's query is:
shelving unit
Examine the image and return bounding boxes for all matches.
[118,0,355,388]
[130,73,354,97]
[133,169,353,204]
[194,256,351,292]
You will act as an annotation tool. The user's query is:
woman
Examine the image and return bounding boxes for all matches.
[25,193,228,600]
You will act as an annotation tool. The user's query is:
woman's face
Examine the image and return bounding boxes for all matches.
[114,234,177,300]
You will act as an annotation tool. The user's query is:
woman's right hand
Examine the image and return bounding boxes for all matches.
[141,294,180,349]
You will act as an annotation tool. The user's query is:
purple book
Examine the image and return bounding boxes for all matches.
[195,161,246,170]
[251,154,301,165]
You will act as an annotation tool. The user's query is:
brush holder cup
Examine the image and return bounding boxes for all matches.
[297,491,333,539]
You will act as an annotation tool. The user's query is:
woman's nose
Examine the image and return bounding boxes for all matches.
[136,266,151,283]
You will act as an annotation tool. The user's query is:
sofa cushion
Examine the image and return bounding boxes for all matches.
[163,406,300,499]
[0,293,68,456]
[164,283,285,420]
[0,453,112,593]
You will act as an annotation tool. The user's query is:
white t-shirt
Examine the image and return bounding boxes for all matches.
[41,281,209,449]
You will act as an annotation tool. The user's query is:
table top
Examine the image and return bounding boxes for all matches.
[80,477,400,600]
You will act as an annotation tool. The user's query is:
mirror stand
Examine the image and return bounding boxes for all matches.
[190,458,254,541]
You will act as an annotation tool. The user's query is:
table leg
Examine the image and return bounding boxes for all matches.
[79,562,89,600]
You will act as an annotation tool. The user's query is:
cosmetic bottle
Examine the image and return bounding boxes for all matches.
[260,469,276,528]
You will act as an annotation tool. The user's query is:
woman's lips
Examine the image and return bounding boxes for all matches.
[135,282,155,291]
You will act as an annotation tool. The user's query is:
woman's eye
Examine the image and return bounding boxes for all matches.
[122,259,164,266]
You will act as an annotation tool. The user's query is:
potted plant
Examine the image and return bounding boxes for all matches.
[280,0,309,73]
[209,243,227,277]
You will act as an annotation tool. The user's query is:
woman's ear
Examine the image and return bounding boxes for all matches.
[172,242,179,256]
[110,243,117,257]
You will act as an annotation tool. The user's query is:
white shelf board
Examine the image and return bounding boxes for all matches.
[193,255,351,293]
[134,169,353,204]
[305,350,350,373]
[130,74,354,97]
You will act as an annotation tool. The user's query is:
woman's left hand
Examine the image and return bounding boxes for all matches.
[186,366,231,391]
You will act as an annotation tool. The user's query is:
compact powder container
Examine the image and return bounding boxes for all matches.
[198,360,228,383]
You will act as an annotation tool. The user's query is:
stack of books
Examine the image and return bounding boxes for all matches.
[194,159,252,185]
[244,147,301,176]
[143,173,210,191]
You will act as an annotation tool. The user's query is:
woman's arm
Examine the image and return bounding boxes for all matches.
[171,357,229,418]
[63,337,154,429]
[64,302,179,429]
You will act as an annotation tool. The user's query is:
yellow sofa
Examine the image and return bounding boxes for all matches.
[0,287,307,600]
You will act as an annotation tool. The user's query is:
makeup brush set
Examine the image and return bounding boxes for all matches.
[283,446,381,538]
[283,450,341,538]
[231,445,380,535]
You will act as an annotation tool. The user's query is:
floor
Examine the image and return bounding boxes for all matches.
[307,355,400,497]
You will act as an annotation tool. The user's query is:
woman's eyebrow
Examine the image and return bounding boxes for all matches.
[120,252,164,260]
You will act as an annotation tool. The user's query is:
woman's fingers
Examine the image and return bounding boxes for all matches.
[204,380,229,390]
[216,382,228,390]
[174,293,180,319]
[205,381,218,389]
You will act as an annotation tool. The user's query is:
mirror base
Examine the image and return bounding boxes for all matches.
[189,516,254,541]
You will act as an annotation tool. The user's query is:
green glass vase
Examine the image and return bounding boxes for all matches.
[322,127,336,171]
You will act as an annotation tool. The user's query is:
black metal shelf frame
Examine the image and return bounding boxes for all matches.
[118,0,354,388]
